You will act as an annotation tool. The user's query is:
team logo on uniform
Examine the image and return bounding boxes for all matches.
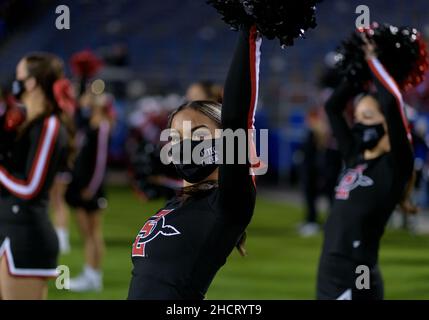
[131,209,180,257]
[335,164,373,200]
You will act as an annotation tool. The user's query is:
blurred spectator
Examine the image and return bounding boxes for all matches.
[298,107,342,237]
[127,95,182,201]
[186,80,223,103]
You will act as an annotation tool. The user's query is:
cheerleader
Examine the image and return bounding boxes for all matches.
[66,91,112,292]
[52,50,104,255]
[0,52,73,299]
[127,23,259,300]
[317,26,428,300]
[127,0,321,300]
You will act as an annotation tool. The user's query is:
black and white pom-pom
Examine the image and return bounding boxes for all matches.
[334,32,368,89]
[207,0,250,31]
[243,0,322,47]
[207,0,323,47]
[335,23,429,90]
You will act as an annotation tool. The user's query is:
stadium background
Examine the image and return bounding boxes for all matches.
[1,0,429,299]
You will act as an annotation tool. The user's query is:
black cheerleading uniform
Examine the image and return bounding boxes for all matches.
[316,57,414,300]
[0,115,68,277]
[65,116,110,212]
[127,25,260,300]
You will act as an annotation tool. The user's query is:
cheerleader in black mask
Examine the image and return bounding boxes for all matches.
[128,23,260,300]
[317,27,428,300]
[0,53,74,299]
[127,0,322,300]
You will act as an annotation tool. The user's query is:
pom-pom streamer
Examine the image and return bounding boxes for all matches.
[335,23,429,90]
[207,0,322,47]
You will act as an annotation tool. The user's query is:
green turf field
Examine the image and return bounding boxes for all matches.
[49,186,429,300]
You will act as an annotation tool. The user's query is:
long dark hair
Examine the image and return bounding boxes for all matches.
[21,52,76,167]
[168,100,248,256]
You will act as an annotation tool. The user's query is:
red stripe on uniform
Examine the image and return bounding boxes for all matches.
[248,25,258,131]
[367,58,412,142]
[247,26,262,186]
[0,116,60,199]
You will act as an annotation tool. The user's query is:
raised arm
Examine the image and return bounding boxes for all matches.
[217,25,260,223]
[367,57,414,177]
[324,80,357,163]
[0,116,60,200]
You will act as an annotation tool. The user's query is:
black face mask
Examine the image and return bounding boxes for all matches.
[171,138,220,183]
[12,79,26,100]
[352,122,386,151]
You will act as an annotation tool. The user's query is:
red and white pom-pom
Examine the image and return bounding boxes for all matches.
[53,78,76,116]
[70,50,104,78]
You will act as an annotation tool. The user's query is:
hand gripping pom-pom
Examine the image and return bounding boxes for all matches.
[336,23,429,90]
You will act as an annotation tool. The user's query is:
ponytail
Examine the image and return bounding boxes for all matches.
[53,78,76,116]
